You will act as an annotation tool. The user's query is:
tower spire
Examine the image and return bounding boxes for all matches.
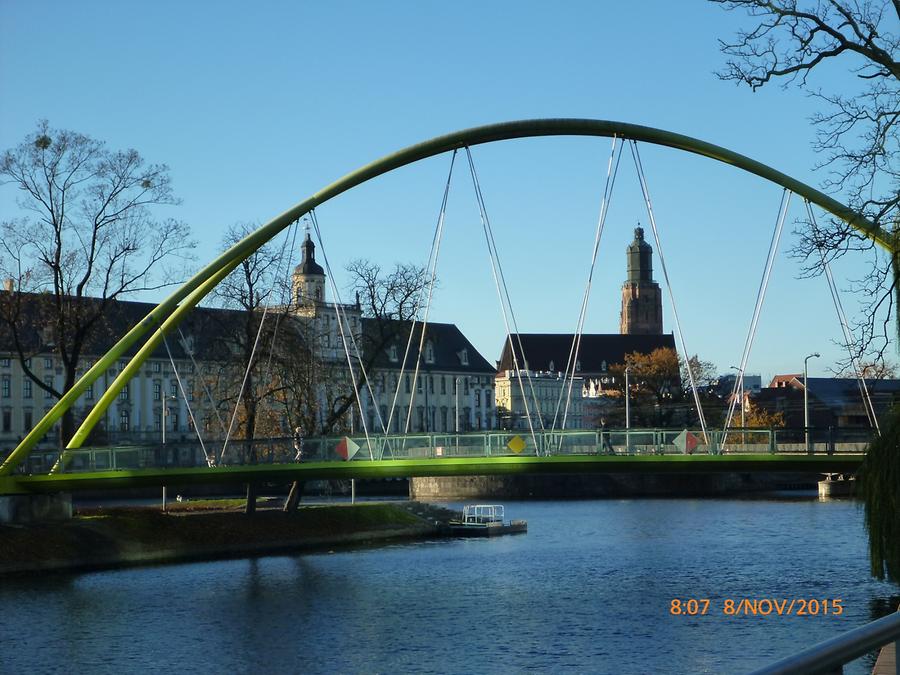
[620,225,663,334]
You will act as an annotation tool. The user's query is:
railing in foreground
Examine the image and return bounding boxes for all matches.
[9,426,873,474]
[749,609,900,675]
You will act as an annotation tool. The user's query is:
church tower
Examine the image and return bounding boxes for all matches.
[619,226,663,335]
[292,233,326,308]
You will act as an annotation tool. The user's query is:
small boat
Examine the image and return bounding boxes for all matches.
[448,504,527,537]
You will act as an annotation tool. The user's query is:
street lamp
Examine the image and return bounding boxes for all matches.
[729,366,745,429]
[804,352,820,454]
[161,393,177,512]
[624,366,631,430]
[455,376,461,434]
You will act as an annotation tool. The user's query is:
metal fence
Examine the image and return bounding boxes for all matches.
[10,426,874,474]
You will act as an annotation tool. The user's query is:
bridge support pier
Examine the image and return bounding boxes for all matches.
[283,481,304,512]
[0,493,72,524]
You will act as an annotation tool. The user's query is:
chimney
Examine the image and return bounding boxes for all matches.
[2,278,13,293]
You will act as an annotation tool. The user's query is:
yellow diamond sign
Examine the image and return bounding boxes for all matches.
[507,435,526,454]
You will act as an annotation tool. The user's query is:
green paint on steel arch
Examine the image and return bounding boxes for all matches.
[0,118,890,476]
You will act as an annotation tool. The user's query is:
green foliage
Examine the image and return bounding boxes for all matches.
[860,404,900,581]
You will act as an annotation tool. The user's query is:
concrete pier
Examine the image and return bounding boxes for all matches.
[410,472,820,500]
[0,493,72,524]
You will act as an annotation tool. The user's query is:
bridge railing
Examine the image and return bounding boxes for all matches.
[9,426,874,474]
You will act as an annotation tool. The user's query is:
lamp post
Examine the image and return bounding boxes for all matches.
[730,365,745,448]
[804,352,820,454]
[624,366,631,454]
[624,366,631,430]
[161,393,177,512]
[455,376,461,434]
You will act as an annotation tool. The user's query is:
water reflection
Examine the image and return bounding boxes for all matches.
[1,498,896,674]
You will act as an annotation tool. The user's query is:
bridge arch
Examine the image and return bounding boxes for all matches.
[0,118,890,474]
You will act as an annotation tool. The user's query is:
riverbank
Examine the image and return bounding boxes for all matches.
[0,500,456,576]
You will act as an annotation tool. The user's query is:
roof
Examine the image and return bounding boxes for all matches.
[497,333,677,374]
[294,234,325,276]
[364,319,495,374]
[0,291,300,363]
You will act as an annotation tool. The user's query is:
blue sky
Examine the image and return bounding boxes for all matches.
[0,1,887,381]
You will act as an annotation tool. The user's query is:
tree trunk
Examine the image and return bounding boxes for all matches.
[244,483,257,515]
[284,481,304,512]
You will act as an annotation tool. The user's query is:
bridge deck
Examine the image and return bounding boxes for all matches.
[0,454,864,495]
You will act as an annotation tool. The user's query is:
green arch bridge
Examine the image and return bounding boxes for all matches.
[0,119,884,496]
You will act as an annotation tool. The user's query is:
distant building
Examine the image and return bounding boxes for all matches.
[494,369,583,430]
[620,226,663,335]
[716,373,762,398]
[751,374,900,430]
[493,224,677,429]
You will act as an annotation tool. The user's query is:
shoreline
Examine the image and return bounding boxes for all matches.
[0,501,456,577]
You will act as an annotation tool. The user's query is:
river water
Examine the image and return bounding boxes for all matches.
[1,496,897,674]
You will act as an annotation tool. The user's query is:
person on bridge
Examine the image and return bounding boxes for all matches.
[600,419,615,455]
[293,426,304,462]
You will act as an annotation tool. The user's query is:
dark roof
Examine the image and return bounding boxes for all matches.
[0,291,286,362]
[294,234,325,276]
[497,333,677,374]
[800,377,900,404]
[364,319,495,374]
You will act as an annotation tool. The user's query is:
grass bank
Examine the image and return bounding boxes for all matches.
[0,501,450,576]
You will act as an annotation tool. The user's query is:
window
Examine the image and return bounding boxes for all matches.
[23,358,31,368]
[389,345,399,363]
[23,410,32,430]
[118,360,127,371]
[459,349,469,366]
[119,383,129,401]
[44,376,53,399]
[154,413,161,432]
[1,376,9,398]
[189,362,195,374]
[405,375,411,394]
[440,376,446,395]
[417,377,423,394]
[170,381,178,398]
[440,407,448,432]
[153,381,161,401]
[85,383,94,401]
[416,406,424,431]
[188,382,194,401]
[0,409,9,432]
[0,358,9,368]
[429,376,434,395]
[119,409,130,432]
[575,360,582,372]
[475,389,481,407]
[44,357,53,369]
[464,377,469,396]
[424,341,435,364]
[152,361,162,373]
[23,379,32,399]
[486,390,492,409]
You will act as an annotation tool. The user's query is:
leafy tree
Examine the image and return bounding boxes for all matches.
[0,121,194,448]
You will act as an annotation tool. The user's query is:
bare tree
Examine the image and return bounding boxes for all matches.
[713,0,899,368]
[211,223,299,513]
[0,121,194,448]
[318,259,429,435]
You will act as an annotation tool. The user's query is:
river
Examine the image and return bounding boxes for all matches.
[1,495,897,674]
